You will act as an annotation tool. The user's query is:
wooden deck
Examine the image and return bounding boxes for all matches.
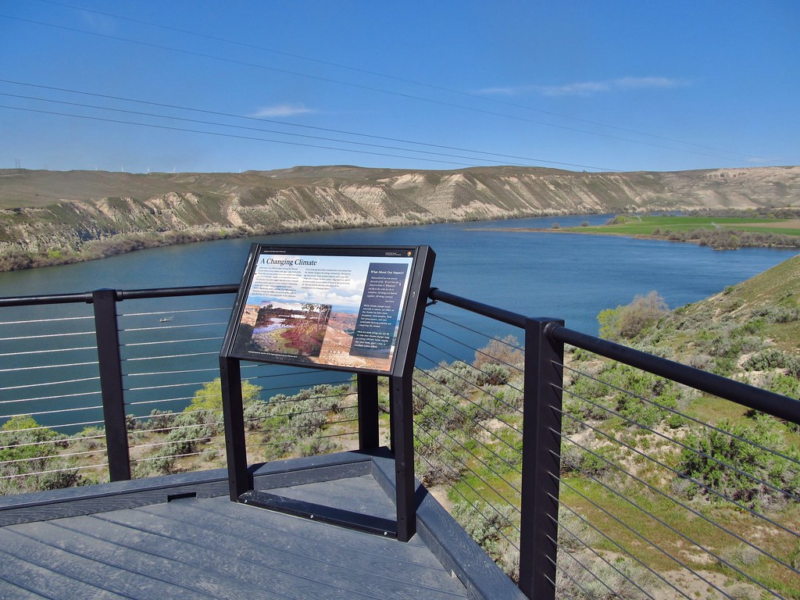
[0,449,525,600]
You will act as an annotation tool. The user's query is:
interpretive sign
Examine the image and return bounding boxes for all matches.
[225,244,425,374]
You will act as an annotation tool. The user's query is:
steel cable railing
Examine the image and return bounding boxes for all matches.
[2,282,798,599]
[559,374,800,507]
[555,396,800,541]
[418,289,799,600]
[0,303,108,493]
[548,499,691,599]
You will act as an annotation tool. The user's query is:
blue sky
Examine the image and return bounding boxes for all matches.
[0,1,798,174]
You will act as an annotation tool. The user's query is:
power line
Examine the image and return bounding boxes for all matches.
[0,92,534,167]
[0,104,485,168]
[33,0,751,159]
[0,13,743,163]
[0,80,614,171]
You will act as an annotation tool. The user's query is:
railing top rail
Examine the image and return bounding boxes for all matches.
[427,287,799,427]
[550,325,800,426]
[429,288,528,328]
[0,284,240,308]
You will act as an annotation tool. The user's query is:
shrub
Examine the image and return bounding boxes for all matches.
[598,291,668,341]
[187,377,262,414]
[476,363,510,386]
[679,415,800,507]
[451,500,514,562]
[474,335,524,370]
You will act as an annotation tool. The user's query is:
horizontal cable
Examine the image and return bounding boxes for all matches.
[556,476,735,599]
[0,404,103,420]
[423,319,525,375]
[563,363,800,467]
[412,383,522,475]
[123,351,218,361]
[419,337,525,396]
[412,376,522,463]
[415,421,522,529]
[555,468,778,598]
[414,433,520,551]
[0,345,97,357]
[120,321,227,333]
[129,433,221,453]
[549,559,594,600]
[266,391,357,406]
[0,360,98,374]
[425,309,522,343]
[552,327,799,425]
[0,419,104,436]
[0,462,107,480]
[561,382,800,503]
[417,347,524,414]
[126,395,195,408]
[122,336,223,348]
[422,323,524,377]
[119,307,230,318]
[414,392,521,497]
[125,380,214,392]
[414,367,522,438]
[556,430,798,572]
[124,366,219,378]
[549,533,627,600]
[0,389,101,406]
[427,312,525,352]
[267,404,358,420]
[128,406,216,421]
[551,498,689,599]
[247,370,331,382]
[0,376,100,392]
[0,432,106,453]
[557,405,800,541]
[0,315,93,326]
[0,446,107,467]
[129,451,203,464]
[0,331,95,341]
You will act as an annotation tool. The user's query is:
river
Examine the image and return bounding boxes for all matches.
[0,214,797,430]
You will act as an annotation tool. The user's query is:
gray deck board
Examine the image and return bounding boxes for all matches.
[0,546,129,599]
[0,526,207,599]
[0,475,469,600]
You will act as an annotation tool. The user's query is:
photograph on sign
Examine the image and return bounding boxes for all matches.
[230,247,416,373]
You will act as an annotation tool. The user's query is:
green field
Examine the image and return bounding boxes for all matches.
[564,215,800,237]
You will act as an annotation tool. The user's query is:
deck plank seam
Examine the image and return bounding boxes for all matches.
[45,518,355,600]
[96,505,468,597]
[173,498,446,570]
[3,523,220,600]
[56,512,445,600]
[0,540,142,600]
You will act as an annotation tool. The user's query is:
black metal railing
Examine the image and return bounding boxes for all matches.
[1,284,798,599]
[423,287,800,600]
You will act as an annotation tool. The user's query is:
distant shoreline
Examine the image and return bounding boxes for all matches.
[465,224,800,251]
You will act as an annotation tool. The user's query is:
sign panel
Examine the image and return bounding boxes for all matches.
[227,245,419,374]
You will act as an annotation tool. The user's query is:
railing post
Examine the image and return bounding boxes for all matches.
[519,318,564,599]
[390,370,416,542]
[357,373,379,450]
[91,288,131,482]
[220,356,250,500]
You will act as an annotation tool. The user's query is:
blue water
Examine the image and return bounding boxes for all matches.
[1,213,794,333]
[0,214,796,430]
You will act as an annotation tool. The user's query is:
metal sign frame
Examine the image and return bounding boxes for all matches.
[219,244,435,541]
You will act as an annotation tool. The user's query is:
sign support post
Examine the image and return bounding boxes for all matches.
[219,244,434,541]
